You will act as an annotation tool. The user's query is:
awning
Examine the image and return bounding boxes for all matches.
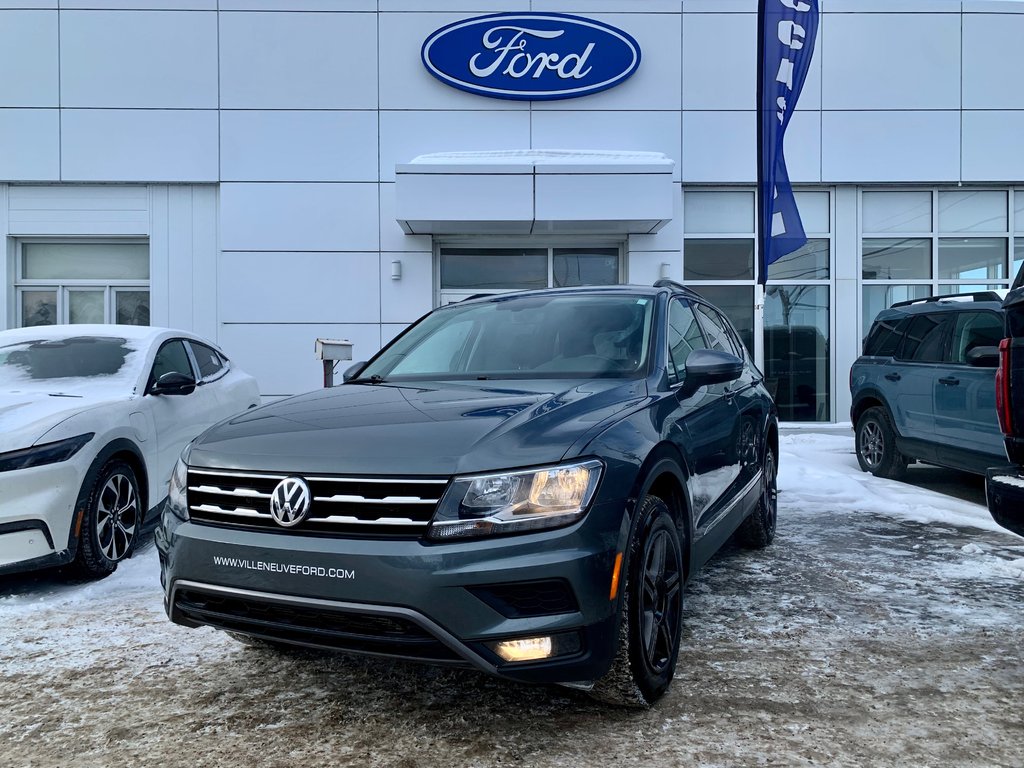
[395,150,675,236]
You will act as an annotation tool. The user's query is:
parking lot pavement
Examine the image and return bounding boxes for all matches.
[1,434,1023,768]
[901,464,987,506]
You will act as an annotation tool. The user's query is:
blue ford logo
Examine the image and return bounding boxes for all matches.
[421,13,641,102]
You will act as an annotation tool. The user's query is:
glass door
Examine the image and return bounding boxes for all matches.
[436,244,624,306]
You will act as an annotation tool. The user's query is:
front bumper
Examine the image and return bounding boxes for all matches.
[986,465,1024,537]
[157,499,627,685]
[0,462,84,575]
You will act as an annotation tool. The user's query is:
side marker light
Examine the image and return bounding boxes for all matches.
[609,552,624,600]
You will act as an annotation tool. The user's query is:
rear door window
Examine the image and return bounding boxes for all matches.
[189,341,228,382]
[897,313,953,363]
[694,303,742,357]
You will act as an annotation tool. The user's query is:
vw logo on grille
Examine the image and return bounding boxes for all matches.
[269,477,311,527]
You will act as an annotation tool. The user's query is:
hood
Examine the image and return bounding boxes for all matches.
[188,378,648,476]
[0,390,124,453]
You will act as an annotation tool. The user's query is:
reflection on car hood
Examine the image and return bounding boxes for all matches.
[188,379,649,475]
[0,389,125,453]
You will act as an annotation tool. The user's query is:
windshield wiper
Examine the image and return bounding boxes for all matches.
[351,374,387,384]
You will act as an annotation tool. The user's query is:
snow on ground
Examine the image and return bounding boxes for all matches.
[779,432,1007,535]
[779,433,1024,588]
[2,433,1024,768]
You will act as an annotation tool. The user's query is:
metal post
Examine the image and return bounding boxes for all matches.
[315,338,353,388]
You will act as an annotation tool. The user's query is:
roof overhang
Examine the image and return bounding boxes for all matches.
[395,150,676,236]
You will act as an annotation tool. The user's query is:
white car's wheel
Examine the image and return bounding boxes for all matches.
[74,459,141,578]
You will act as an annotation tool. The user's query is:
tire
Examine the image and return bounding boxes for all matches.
[855,406,908,480]
[73,459,141,578]
[737,445,778,549]
[590,495,684,708]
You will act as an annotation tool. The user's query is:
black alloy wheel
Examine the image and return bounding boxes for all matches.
[591,494,684,707]
[637,518,683,677]
[737,445,778,549]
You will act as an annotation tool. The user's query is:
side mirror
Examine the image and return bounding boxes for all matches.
[150,371,197,396]
[966,346,1000,368]
[681,349,744,396]
[342,361,369,383]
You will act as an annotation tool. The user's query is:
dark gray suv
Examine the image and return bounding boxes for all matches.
[851,292,1005,479]
[156,281,778,707]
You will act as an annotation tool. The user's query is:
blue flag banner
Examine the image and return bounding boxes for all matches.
[757,0,819,285]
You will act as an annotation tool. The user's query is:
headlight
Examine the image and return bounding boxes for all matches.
[0,433,94,473]
[165,456,189,522]
[428,459,602,541]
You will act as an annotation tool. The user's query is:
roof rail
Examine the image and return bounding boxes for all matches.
[653,278,704,300]
[890,290,1004,308]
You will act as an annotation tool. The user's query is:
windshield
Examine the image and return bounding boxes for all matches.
[359,294,655,381]
[0,336,141,392]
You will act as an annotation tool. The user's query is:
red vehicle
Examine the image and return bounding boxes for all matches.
[987,263,1024,537]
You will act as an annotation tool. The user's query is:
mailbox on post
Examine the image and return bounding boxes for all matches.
[315,338,353,388]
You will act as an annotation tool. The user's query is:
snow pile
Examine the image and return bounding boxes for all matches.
[778,432,1006,535]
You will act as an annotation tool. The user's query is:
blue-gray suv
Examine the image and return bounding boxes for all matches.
[157,281,778,707]
[851,292,1006,479]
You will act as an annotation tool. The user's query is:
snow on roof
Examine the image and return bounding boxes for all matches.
[408,149,674,166]
[0,324,171,345]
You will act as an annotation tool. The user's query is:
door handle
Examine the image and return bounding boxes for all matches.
[884,372,901,382]
[938,376,960,386]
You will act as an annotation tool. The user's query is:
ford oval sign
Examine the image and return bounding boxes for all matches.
[421,13,641,102]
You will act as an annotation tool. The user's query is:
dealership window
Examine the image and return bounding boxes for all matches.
[15,240,150,327]
[861,189,1016,340]
[437,245,622,303]
[683,189,833,422]
[1015,191,1024,280]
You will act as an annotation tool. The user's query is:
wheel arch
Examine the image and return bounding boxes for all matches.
[765,417,779,462]
[629,443,693,581]
[851,390,889,427]
[69,438,148,552]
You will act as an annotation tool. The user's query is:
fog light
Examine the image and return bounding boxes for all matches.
[493,636,553,662]
[485,632,582,664]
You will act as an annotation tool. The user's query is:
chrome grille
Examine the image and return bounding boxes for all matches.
[186,468,448,537]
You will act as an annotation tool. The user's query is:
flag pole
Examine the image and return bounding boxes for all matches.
[756,0,768,287]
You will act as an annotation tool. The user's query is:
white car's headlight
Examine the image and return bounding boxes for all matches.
[427,459,602,541]
[165,456,189,522]
[0,433,94,473]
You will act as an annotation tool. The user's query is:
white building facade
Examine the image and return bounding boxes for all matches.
[2,0,1023,423]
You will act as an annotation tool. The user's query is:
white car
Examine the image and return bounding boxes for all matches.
[0,325,259,578]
